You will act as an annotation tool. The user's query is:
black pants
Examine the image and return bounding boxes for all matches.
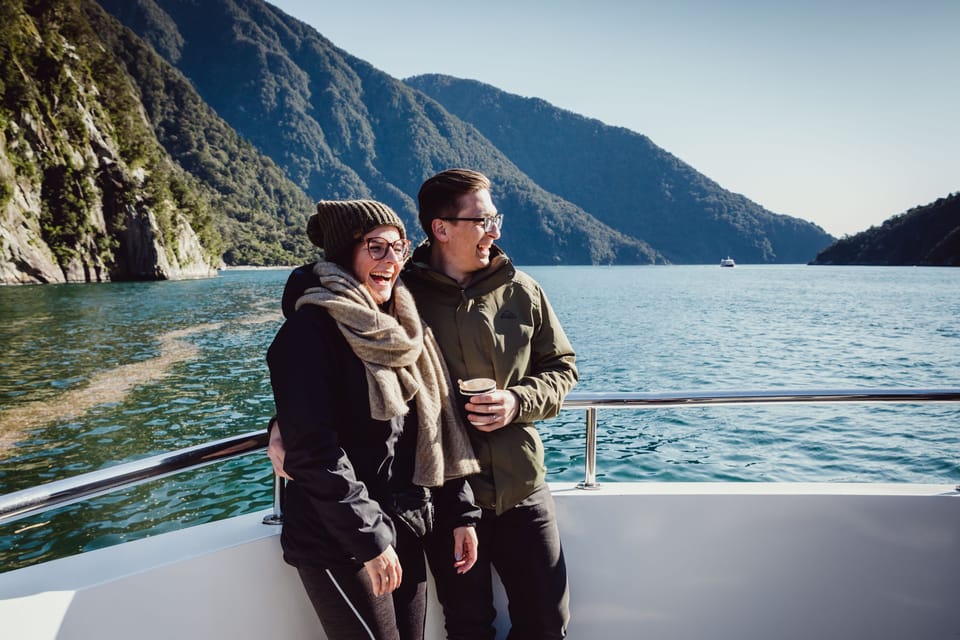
[424,484,570,640]
[297,522,428,640]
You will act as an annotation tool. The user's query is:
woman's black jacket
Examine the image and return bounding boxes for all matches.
[267,263,478,569]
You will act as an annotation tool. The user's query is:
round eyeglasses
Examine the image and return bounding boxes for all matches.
[363,237,411,260]
[438,214,504,233]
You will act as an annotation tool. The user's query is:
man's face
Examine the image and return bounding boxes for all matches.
[432,189,501,284]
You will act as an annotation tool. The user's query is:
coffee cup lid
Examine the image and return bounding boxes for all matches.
[458,377,496,393]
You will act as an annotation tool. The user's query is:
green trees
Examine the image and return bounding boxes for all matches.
[811,193,960,266]
[1,0,317,282]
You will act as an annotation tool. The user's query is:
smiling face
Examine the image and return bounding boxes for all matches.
[351,225,404,304]
[430,188,500,285]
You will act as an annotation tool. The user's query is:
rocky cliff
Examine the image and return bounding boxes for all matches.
[0,0,218,284]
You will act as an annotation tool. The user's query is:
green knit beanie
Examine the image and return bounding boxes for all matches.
[307,200,406,263]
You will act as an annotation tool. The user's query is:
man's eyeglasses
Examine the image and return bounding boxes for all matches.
[363,237,411,260]
[438,214,504,233]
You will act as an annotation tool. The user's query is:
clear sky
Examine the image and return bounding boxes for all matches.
[267,0,958,238]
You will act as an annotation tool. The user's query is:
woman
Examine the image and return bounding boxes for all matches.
[267,199,480,640]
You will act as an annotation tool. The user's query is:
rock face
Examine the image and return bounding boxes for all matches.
[116,205,217,282]
[0,136,62,283]
[0,136,216,285]
[0,0,219,285]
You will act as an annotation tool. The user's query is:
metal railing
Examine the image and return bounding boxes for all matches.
[0,432,268,525]
[565,388,960,488]
[2,387,959,526]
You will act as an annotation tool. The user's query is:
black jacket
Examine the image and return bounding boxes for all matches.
[267,264,478,569]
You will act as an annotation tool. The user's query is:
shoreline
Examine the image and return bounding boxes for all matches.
[219,265,295,271]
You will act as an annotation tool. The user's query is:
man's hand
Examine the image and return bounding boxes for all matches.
[465,389,519,432]
[453,525,478,574]
[267,421,293,480]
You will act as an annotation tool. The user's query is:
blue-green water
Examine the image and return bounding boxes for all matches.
[1,265,958,572]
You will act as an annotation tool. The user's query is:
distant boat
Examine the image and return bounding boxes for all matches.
[720,256,736,267]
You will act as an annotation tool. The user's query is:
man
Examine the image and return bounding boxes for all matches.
[404,169,577,639]
[271,169,577,638]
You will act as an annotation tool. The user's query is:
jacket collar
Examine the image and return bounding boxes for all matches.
[405,242,514,294]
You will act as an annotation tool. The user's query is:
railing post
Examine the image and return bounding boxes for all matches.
[262,474,285,525]
[577,407,601,489]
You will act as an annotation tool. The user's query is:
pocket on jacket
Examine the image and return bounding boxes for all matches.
[493,315,533,354]
[388,487,434,538]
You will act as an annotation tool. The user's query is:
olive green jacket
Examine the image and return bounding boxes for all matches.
[403,244,578,514]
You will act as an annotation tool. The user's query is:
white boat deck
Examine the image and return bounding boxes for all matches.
[2,481,958,639]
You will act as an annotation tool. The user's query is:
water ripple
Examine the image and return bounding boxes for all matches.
[1,266,959,572]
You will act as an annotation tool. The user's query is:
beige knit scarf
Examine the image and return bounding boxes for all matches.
[295,260,479,487]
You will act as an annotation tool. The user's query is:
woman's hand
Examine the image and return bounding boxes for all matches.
[363,545,402,596]
[452,525,478,574]
[267,421,293,480]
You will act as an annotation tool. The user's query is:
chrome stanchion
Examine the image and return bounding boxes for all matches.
[577,407,601,489]
[262,474,285,525]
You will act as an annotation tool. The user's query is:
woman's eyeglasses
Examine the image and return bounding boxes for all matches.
[438,214,504,233]
[364,237,411,260]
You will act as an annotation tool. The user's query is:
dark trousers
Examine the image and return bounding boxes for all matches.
[424,484,569,640]
[297,523,428,640]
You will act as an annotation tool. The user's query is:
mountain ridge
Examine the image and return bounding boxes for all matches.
[1,0,222,283]
[405,74,835,264]
[12,0,941,284]
[810,193,960,266]
[99,0,842,265]
[96,0,665,265]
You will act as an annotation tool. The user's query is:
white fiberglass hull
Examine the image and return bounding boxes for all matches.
[2,482,958,639]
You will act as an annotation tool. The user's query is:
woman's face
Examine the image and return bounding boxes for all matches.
[351,225,406,304]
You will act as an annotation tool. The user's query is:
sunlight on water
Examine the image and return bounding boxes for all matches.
[0,323,221,453]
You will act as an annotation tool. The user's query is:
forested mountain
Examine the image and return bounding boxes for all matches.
[97,0,663,265]
[1,0,216,282]
[3,0,854,284]
[406,74,834,264]
[87,1,315,266]
[810,193,960,266]
[0,0,315,283]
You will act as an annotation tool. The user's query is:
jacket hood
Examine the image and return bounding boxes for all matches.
[281,262,320,319]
